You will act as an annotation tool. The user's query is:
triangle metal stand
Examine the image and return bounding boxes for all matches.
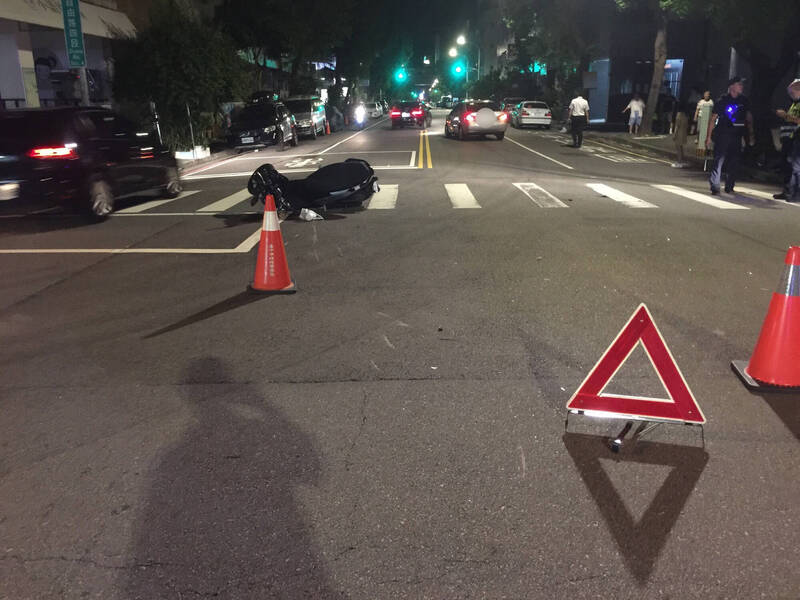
[565,409,705,454]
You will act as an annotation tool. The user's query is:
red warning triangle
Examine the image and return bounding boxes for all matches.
[566,304,705,424]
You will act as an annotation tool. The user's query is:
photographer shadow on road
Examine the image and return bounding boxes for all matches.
[122,356,346,599]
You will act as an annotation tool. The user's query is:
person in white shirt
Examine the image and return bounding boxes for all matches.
[622,93,645,135]
[568,93,590,147]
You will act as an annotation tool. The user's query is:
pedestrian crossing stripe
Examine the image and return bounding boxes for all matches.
[111,182,789,216]
[513,182,568,208]
[445,183,481,209]
[652,184,750,210]
[586,183,657,208]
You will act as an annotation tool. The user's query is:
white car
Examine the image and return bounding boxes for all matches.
[511,100,552,129]
[365,102,383,118]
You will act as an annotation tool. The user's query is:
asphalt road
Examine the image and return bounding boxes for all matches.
[1,109,798,599]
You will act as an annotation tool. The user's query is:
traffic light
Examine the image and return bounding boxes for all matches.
[395,68,407,83]
[451,61,466,78]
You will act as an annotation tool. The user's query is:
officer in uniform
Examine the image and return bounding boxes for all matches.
[705,76,754,195]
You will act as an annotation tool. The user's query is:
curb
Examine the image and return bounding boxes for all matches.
[178,148,239,176]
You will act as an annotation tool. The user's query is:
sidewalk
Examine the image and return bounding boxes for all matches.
[177,145,238,175]
[583,129,782,185]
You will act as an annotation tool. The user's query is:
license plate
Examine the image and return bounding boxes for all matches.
[401,112,410,117]
[241,136,254,144]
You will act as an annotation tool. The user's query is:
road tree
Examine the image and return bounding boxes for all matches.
[216,0,354,94]
[112,0,248,150]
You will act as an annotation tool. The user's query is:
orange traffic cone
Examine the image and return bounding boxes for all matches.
[248,194,296,295]
[325,120,331,135]
[732,246,800,389]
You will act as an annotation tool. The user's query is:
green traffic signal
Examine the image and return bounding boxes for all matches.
[451,62,465,77]
[395,68,407,82]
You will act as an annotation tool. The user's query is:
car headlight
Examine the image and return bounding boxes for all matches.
[300,120,312,127]
[263,126,276,133]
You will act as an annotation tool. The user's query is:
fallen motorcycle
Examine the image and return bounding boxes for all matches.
[248,158,379,217]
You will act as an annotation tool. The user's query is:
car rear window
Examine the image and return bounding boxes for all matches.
[467,101,502,111]
[397,102,421,109]
[284,100,312,114]
[526,102,549,109]
[232,104,277,125]
[366,103,377,109]
[0,112,70,145]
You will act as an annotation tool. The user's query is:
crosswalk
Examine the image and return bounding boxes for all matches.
[113,181,798,216]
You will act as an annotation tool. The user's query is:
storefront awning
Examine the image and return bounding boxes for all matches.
[1,0,136,39]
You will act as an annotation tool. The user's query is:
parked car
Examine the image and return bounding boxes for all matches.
[228,101,298,150]
[511,100,553,129]
[284,97,327,138]
[0,107,180,218]
[325,105,345,132]
[444,100,508,140]
[440,95,453,109]
[365,102,383,118]
[389,101,432,128]
[502,97,524,113]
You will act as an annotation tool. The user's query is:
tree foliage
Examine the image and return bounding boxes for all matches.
[113,0,249,149]
[216,0,354,92]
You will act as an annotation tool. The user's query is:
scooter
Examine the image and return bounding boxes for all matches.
[248,159,379,216]
[353,104,367,130]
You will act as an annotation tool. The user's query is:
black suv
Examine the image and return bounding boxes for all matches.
[228,102,298,150]
[0,107,180,218]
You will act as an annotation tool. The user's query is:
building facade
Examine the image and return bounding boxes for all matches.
[0,0,135,109]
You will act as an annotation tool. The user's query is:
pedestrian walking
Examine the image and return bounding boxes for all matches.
[671,101,690,168]
[773,79,800,202]
[658,86,677,134]
[622,93,645,135]
[706,77,754,195]
[568,92,589,148]
[773,79,800,200]
[687,86,701,135]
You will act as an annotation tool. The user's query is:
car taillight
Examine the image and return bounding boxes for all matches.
[545,111,552,117]
[390,110,401,117]
[464,112,476,123]
[411,109,423,116]
[27,145,78,159]
[521,110,529,116]
[498,112,508,122]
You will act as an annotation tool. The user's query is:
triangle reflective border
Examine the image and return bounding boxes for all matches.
[567,304,706,424]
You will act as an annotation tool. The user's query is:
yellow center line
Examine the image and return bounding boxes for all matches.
[425,130,433,169]
[418,130,424,168]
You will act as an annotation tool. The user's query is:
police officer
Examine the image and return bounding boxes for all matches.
[705,76,754,195]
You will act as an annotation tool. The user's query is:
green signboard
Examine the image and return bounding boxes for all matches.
[61,0,86,68]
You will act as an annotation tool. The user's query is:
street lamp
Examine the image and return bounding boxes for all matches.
[456,34,466,46]
[448,47,458,58]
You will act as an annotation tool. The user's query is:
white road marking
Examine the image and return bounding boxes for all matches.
[409,151,416,167]
[114,211,259,217]
[368,184,398,209]
[586,183,657,208]
[316,118,389,154]
[586,138,673,165]
[0,248,248,255]
[195,189,252,213]
[504,136,575,170]
[513,182,568,208]
[182,152,250,176]
[184,164,418,180]
[652,184,750,210]
[234,227,264,252]
[735,186,800,207]
[445,183,481,209]
[116,190,199,214]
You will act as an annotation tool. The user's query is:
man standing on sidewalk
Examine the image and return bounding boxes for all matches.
[568,92,590,148]
[623,94,645,135]
[706,77,754,195]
